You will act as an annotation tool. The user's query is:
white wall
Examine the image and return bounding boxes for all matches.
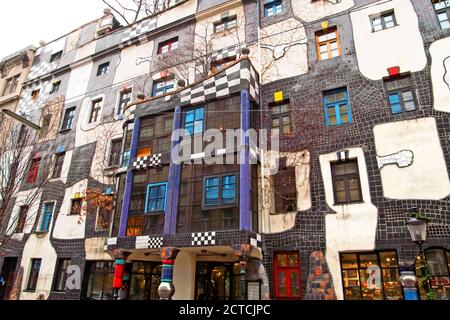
[373,117,450,200]
[113,41,154,85]
[52,179,87,240]
[6,189,41,240]
[85,237,112,261]
[156,0,198,29]
[350,0,426,80]
[320,147,378,300]
[430,37,450,113]
[65,62,93,103]
[292,0,354,22]
[173,250,196,300]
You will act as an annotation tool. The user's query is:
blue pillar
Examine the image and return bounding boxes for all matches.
[164,107,182,235]
[118,117,141,238]
[240,90,251,231]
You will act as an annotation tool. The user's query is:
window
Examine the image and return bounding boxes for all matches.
[270,101,291,135]
[61,107,76,131]
[89,99,102,123]
[274,252,301,299]
[97,62,110,76]
[31,89,40,101]
[83,261,114,300]
[50,81,61,94]
[273,160,297,213]
[145,182,168,213]
[211,57,236,74]
[371,10,397,32]
[40,202,54,232]
[39,114,52,138]
[340,251,403,300]
[433,0,450,30]
[384,75,416,114]
[316,27,341,61]
[2,74,20,96]
[214,15,237,33]
[50,51,63,63]
[52,153,65,179]
[26,259,42,291]
[416,248,450,300]
[157,37,179,54]
[53,259,70,292]
[118,89,132,116]
[264,0,283,17]
[108,139,122,167]
[323,88,352,126]
[152,80,175,97]
[15,205,29,233]
[95,206,112,231]
[70,198,82,216]
[184,107,205,135]
[204,174,237,207]
[331,160,362,204]
[27,157,41,184]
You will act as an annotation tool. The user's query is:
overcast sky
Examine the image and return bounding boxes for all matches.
[0,0,107,58]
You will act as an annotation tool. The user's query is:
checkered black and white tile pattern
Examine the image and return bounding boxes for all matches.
[136,236,164,249]
[181,59,259,105]
[17,80,52,114]
[250,234,262,248]
[133,153,162,170]
[211,44,245,62]
[121,18,157,45]
[28,61,58,81]
[192,232,216,246]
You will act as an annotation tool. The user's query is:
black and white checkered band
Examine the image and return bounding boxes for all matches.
[250,234,262,248]
[211,44,246,62]
[132,153,162,170]
[136,236,163,249]
[192,232,216,246]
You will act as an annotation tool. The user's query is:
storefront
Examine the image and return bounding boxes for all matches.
[416,247,450,300]
[127,261,162,300]
[340,250,403,300]
[195,262,241,300]
[82,261,115,300]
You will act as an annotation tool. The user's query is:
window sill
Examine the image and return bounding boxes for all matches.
[202,203,238,211]
[332,201,365,207]
[59,129,71,134]
[23,290,37,293]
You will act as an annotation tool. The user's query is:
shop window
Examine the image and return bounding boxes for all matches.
[273,159,297,213]
[70,198,82,216]
[433,0,450,30]
[184,107,205,135]
[15,205,29,233]
[152,79,175,97]
[273,252,301,299]
[384,75,416,114]
[195,262,240,300]
[204,174,237,208]
[40,202,54,232]
[97,62,110,76]
[340,251,403,300]
[331,159,362,204]
[52,152,65,179]
[53,259,70,292]
[323,87,352,126]
[264,0,283,17]
[27,156,41,184]
[26,259,42,291]
[117,88,132,116]
[146,182,168,213]
[416,248,450,300]
[50,51,63,63]
[370,10,397,32]
[108,139,122,167]
[61,107,76,131]
[270,100,291,135]
[157,37,179,54]
[316,27,341,61]
[83,261,114,300]
[50,81,61,94]
[129,262,162,300]
[214,14,237,33]
[89,99,102,123]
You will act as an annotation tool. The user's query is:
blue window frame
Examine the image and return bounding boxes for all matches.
[385,76,416,114]
[185,107,205,135]
[204,174,237,207]
[264,0,283,17]
[145,182,168,213]
[40,202,54,232]
[152,80,175,97]
[323,88,352,126]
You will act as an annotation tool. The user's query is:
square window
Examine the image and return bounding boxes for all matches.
[50,81,61,94]
[152,80,175,97]
[157,37,179,54]
[384,75,416,114]
[61,107,76,131]
[185,107,205,135]
[316,27,341,61]
[371,10,397,32]
[146,183,168,212]
[324,88,352,126]
[97,62,110,76]
[203,174,237,208]
[50,51,63,63]
[27,259,42,291]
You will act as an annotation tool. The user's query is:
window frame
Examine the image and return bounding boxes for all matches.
[52,258,71,292]
[269,100,292,135]
[330,159,363,205]
[145,182,168,214]
[213,15,238,33]
[61,107,76,131]
[95,205,112,232]
[89,99,103,124]
[264,0,284,17]
[15,205,29,233]
[52,152,65,179]
[152,79,175,97]
[117,88,132,116]
[370,10,398,32]
[273,251,302,300]
[384,75,417,115]
[26,258,42,292]
[31,89,40,101]
[69,198,83,216]
[108,139,122,168]
[50,51,63,63]
[50,81,61,94]
[97,62,110,76]
[40,201,55,233]
[2,74,20,96]
[432,0,450,30]
[27,156,41,184]
[157,37,179,55]
[184,106,206,136]
[202,173,239,209]
[323,87,352,126]
[315,27,342,61]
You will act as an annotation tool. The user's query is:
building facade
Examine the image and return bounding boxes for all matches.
[0,0,449,301]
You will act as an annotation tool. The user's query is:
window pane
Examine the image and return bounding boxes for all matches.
[272,118,280,128]
[335,180,346,191]
[340,113,349,123]
[382,269,402,300]
[402,91,413,101]
[341,254,358,269]
[440,20,450,29]
[278,272,287,296]
[327,32,337,40]
[360,254,379,268]
[342,269,361,300]
[195,107,204,120]
[327,106,336,116]
[186,110,195,123]
[290,271,300,297]
[321,52,329,60]
[426,249,449,276]
[277,254,288,267]
[287,254,299,266]
[360,268,384,300]
[319,44,328,53]
[331,49,340,58]
[328,115,337,125]
[404,101,416,111]
[349,188,361,202]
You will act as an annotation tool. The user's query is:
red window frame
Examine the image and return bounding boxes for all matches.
[273,251,302,299]
[157,37,178,54]
[27,157,41,184]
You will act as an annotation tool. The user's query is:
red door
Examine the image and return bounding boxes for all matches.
[274,252,301,299]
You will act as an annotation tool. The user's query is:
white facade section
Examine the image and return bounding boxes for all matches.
[65,62,93,103]
[430,37,450,113]
[373,117,450,200]
[113,41,154,85]
[292,0,354,22]
[350,0,427,80]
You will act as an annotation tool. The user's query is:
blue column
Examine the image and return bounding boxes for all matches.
[240,90,251,231]
[118,117,141,238]
[164,107,182,235]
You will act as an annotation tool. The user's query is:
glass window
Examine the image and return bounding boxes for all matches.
[270,101,291,134]
[152,80,175,97]
[2,74,20,96]
[40,202,54,232]
[27,259,42,291]
[97,62,110,76]
[70,199,82,216]
[274,252,301,299]
[384,75,416,114]
[118,89,132,116]
[31,89,40,101]
[84,261,114,300]
[108,139,122,167]
[204,174,237,208]
[316,27,341,61]
[145,183,168,212]
[264,0,283,17]
[433,0,450,30]
[61,107,76,131]
[331,160,362,204]
[27,157,41,184]
[53,259,70,292]
[89,99,102,123]
[185,107,205,135]
[15,205,29,233]
[157,37,179,54]
[214,15,238,32]
[324,88,352,126]
[50,51,63,63]
[50,81,61,94]
[371,11,397,31]
[52,153,65,179]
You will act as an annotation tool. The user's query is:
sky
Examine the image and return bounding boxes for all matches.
[0,0,107,58]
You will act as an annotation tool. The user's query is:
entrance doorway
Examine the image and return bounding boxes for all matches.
[0,257,18,300]
[128,261,162,300]
[195,262,240,300]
